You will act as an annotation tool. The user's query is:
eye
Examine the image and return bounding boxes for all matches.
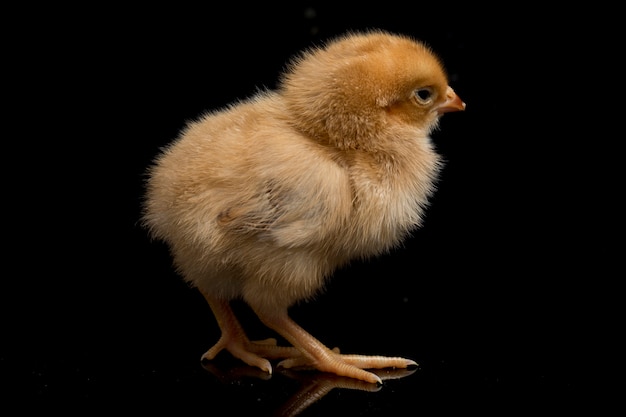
[413,87,434,105]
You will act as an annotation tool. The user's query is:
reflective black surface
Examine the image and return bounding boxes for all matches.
[5,3,606,414]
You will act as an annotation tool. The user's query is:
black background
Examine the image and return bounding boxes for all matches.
[4,3,614,414]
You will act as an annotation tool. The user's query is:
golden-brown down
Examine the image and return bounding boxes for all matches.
[142,29,465,384]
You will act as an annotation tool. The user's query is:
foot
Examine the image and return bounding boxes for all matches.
[201,336,302,374]
[200,294,301,374]
[277,348,417,384]
[252,307,417,385]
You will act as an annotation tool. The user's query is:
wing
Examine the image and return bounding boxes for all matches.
[216,170,352,249]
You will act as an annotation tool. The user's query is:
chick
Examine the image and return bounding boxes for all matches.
[142,30,465,384]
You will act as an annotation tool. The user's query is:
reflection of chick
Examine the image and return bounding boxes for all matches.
[143,30,465,384]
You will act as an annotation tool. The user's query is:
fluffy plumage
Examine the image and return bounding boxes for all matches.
[143,29,465,384]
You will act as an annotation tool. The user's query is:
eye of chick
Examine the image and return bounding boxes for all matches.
[413,87,434,105]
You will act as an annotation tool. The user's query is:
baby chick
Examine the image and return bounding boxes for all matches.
[142,29,465,384]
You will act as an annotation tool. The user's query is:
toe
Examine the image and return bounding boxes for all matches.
[200,338,228,361]
[252,338,278,346]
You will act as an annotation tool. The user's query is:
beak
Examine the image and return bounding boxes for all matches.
[436,86,466,114]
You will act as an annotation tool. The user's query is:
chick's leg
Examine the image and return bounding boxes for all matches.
[200,291,301,374]
[251,306,417,385]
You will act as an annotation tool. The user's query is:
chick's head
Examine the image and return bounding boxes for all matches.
[280,30,460,151]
